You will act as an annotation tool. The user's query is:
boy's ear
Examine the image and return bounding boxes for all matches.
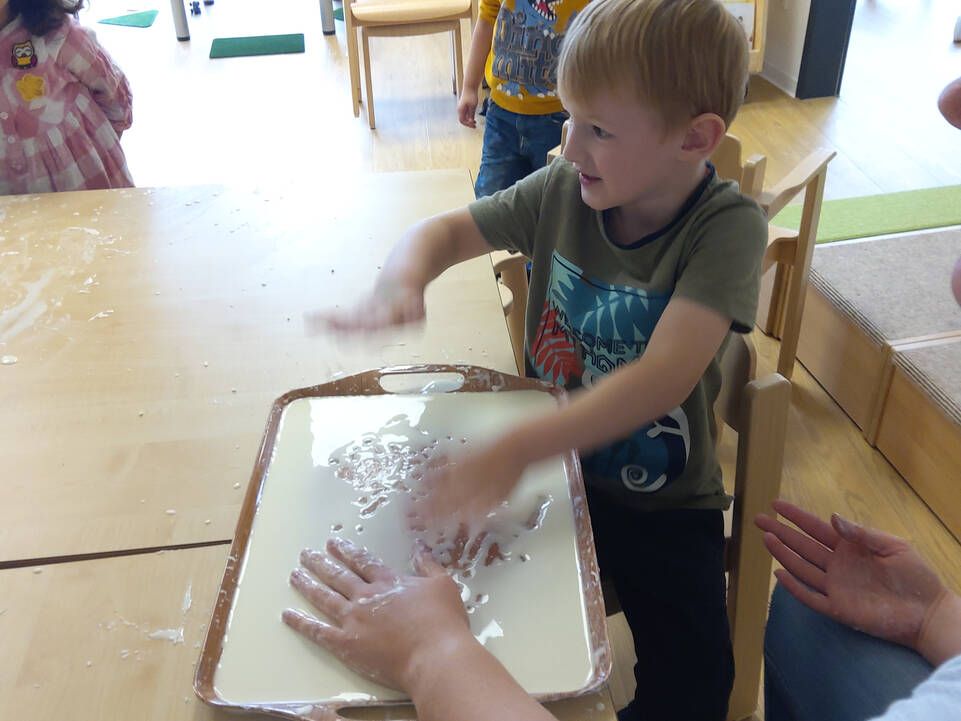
[679,113,726,159]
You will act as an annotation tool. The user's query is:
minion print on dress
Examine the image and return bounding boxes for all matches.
[12,40,38,69]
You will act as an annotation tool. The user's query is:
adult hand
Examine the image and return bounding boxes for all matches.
[755,500,952,659]
[304,280,425,335]
[458,88,479,128]
[282,537,472,692]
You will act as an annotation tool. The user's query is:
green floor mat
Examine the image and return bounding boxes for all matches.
[209,34,305,59]
[772,185,961,244]
[99,10,159,28]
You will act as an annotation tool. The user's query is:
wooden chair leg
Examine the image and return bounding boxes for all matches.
[499,260,528,374]
[361,28,376,129]
[452,24,464,96]
[344,12,362,117]
[765,263,788,337]
[449,32,457,95]
[776,266,805,379]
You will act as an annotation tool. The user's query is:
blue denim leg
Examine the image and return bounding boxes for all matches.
[764,583,933,721]
[474,103,567,198]
[518,110,567,170]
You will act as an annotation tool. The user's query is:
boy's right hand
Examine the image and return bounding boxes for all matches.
[457,88,479,128]
[305,281,425,335]
[407,439,525,536]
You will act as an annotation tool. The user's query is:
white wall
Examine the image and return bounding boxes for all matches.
[761,0,812,96]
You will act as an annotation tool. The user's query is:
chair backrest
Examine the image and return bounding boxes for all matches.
[711,133,767,202]
[603,335,791,719]
[716,333,791,721]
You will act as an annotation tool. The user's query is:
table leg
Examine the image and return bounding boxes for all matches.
[172,0,190,40]
[320,0,336,35]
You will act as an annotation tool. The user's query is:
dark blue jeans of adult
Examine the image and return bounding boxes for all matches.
[764,582,933,721]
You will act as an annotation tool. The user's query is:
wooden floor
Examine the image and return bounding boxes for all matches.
[87,0,961,633]
[735,0,961,199]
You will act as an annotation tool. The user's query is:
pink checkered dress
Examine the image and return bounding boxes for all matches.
[0,15,133,195]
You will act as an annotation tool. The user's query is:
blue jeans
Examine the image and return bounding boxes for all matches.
[764,583,933,721]
[474,102,567,198]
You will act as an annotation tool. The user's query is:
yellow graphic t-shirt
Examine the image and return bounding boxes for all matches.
[479,0,590,115]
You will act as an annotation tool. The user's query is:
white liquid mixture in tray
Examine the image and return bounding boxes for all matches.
[213,390,595,706]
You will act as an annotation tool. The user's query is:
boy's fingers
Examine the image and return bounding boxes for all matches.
[413,543,447,578]
[282,608,345,649]
[762,532,827,593]
[289,568,350,620]
[771,499,839,550]
[327,537,398,585]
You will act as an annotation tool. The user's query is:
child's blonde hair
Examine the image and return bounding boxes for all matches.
[558,0,749,130]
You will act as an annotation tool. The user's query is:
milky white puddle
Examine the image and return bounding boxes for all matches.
[212,390,594,706]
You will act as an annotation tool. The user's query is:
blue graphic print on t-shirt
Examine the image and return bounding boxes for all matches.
[530,251,691,493]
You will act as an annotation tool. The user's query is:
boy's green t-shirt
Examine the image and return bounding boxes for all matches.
[469,158,768,511]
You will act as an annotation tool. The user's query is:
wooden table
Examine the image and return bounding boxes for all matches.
[0,173,514,563]
[0,171,616,721]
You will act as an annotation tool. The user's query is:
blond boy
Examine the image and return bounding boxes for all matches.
[320,1,765,716]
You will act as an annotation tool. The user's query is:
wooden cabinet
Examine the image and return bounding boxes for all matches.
[723,0,767,73]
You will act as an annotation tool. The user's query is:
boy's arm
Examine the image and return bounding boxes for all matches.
[416,297,731,524]
[457,18,495,128]
[507,296,731,464]
[315,207,493,332]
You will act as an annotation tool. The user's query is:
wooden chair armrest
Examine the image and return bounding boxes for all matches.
[759,148,836,218]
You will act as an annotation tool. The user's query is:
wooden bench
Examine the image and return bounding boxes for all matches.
[795,227,961,539]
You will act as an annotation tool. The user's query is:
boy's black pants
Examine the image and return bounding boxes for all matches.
[586,487,735,721]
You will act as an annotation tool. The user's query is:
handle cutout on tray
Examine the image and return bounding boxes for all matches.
[377,371,465,394]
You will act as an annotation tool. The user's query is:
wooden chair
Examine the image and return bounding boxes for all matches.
[343,0,476,129]
[491,250,528,374]
[711,134,836,379]
[606,333,792,721]
[710,133,767,201]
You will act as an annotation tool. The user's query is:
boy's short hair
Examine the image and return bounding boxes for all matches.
[558,0,749,130]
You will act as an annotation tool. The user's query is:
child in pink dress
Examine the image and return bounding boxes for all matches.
[0,0,133,195]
